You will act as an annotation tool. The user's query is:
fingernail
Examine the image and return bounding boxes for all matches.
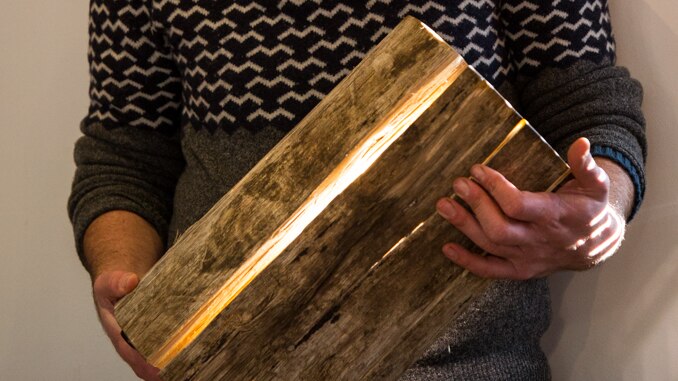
[471,165,485,182]
[437,198,456,219]
[453,179,470,198]
[443,245,458,259]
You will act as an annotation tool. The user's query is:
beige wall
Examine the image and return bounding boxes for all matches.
[0,1,675,380]
[543,1,678,380]
[0,2,136,380]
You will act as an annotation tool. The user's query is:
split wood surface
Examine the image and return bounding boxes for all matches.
[115,16,569,381]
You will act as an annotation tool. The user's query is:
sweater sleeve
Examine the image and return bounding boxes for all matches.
[500,0,647,221]
[67,0,185,270]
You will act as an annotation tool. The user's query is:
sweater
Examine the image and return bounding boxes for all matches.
[68,1,647,379]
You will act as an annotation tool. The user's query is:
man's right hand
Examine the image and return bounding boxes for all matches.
[93,271,161,381]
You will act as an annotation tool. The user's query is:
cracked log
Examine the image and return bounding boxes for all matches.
[114,16,570,381]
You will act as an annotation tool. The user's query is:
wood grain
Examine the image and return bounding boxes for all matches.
[115,16,570,381]
[115,15,463,359]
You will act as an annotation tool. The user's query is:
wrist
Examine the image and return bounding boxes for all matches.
[596,157,634,221]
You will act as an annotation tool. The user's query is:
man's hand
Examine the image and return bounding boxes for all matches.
[84,211,164,380]
[435,138,632,280]
[93,271,161,381]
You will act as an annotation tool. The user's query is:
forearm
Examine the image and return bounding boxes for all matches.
[83,210,163,281]
[513,60,646,221]
[597,157,635,220]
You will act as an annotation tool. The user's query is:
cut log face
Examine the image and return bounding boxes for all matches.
[114,16,570,381]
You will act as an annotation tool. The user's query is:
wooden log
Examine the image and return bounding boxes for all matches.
[115,16,570,381]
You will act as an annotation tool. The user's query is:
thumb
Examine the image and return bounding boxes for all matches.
[94,271,139,302]
[567,138,609,196]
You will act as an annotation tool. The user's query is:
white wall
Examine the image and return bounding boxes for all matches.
[543,1,678,380]
[0,1,675,380]
[0,2,137,380]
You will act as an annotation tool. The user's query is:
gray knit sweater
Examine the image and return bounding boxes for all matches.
[69,1,646,379]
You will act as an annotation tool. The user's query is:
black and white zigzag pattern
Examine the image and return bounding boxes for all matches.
[86,0,615,133]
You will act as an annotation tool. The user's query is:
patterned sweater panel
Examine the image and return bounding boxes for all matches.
[86,0,616,133]
[87,0,182,130]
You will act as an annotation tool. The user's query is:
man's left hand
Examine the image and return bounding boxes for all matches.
[435,138,627,280]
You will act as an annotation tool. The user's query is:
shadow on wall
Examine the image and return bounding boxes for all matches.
[544,207,678,379]
[542,1,678,380]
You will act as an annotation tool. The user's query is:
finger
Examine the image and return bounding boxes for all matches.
[436,197,520,258]
[92,272,140,343]
[567,138,609,196]
[112,334,162,381]
[96,304,161,380]
[98,302,162,380]
[92,272,159,380]
[452,177,532,246]
[470,164,557,222]
[97,301,123,339]
[442,243,522,279]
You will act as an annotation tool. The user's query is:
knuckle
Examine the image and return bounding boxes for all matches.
[503,198,524,219]
[450,216,465,230]
[486,224,510,244]
[466,195,482,211]
[93,276,109,296]
[485,177,499,194]
[455,212,470,227]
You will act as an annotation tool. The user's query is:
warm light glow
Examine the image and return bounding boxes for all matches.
[419,23,445,43]
[147,56,466,369]
[588,208,624,261]
[370,221,426,272]
[481,119,526,166]
[545,169,573,193]
[590,213,612,240]
[589,207,609,227]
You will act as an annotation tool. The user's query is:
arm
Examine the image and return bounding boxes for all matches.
[86,211,163,380]
[68,0,183,378]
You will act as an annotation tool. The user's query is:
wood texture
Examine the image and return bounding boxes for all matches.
[115,16,570,381]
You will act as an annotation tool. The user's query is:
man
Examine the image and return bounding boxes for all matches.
[69,1,645,379]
